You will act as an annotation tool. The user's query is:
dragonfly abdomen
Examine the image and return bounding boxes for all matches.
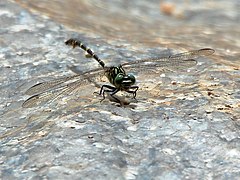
[65,38,105,68]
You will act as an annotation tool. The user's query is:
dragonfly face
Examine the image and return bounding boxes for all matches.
[104,65,136,91]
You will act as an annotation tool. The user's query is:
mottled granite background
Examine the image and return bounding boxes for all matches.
[0,0,239,179]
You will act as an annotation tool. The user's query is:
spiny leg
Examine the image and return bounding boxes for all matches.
[65,38,105,68]
[126,86,139,99]
[94,84,121,103]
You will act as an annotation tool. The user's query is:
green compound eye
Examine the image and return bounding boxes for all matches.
[128,74,136,84]
[114,74,124,85]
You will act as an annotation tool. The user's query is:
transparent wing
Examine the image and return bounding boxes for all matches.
[122,48,214,70]
[22,79,87,108]
[23,68,103,108]
[123,59,197,73]
[25,67,103,96]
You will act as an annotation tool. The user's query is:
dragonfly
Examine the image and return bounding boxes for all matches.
[22,38,215,108]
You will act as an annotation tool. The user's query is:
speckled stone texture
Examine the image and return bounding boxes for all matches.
[0,1,239,179]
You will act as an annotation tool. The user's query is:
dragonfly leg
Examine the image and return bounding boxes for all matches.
[126,86,139,99]
[108,88,121,103]
[94,85,120,103]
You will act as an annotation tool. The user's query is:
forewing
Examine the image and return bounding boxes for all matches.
[25,68,103,95]
[23,69,103,108]
[122,48,214,72]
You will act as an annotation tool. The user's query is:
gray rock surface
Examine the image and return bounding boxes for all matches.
[1,1,239,179]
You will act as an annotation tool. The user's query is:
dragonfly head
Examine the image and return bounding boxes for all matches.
[104,65,136,90]
[114,73,136,89]
[114,65,136,90]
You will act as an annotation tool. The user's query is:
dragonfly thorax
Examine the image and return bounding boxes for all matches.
[104,65,136,90]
